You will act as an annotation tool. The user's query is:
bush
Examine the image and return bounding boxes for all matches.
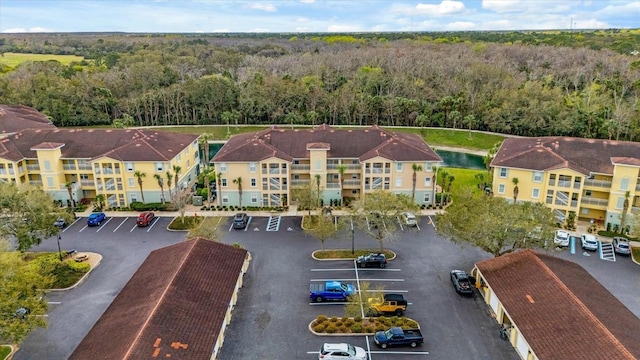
[329,316,338,323]
[316,315,328,324]
[313,323,326,332]
[325,323,337,333]
[352,324,363,333]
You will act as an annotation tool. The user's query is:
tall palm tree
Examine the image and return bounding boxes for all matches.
[165,171,173,202]
[439,169,449,207]
[154,174,165,203]
[172,165,182,197]
[203,167,214,207]
[233,177,243,208]
[512,177,520,203]
[134,170,146,203]
[215,172,222,206]
[431,166,438,206]
[411,163,423,202]
[198,133,214,166]
[315,174,321,207]
[65,181,74,207]
[620,191,630,234]
[337,165,346,206]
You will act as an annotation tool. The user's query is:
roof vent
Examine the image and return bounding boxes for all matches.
[526,294,535,304]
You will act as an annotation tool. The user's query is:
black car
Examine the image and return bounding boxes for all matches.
[232,213,249,229]
[356,253,387,268]
[450,270,474,296]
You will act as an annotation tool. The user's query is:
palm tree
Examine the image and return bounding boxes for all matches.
[233,177,243,208]
[154,174,165,203]
[172,165,182,196]
[165,171,173,202]
[446,175,455,193]
[512,177,520,203]
[198,133,214,167]
[215,172,222,206]
[337,165,346,206]
[411,163,423,202]
[431,166,438,206]
[315,174,321,207]
[620,191,630,234]
[202,167,215,207]
[134,170,146,203]
[65,181,74,207]
[439,169,449,207]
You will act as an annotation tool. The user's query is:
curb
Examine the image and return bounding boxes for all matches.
[1,344,16,360]
[48,253,103,292]
[307,317,421,336]
[311,250,397,261]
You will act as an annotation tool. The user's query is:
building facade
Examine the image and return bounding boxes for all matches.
[0,105,200,207]
[211,125,442,207]
[490,137,640,230]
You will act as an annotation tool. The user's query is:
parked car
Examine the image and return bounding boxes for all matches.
[401,212,417,226]
[310,281,355,302]
[356,253,387,268]
[318,343,367,360]
[14,307,30,319]
[366,293,407,316]
[232,213,249,229]
[54,218,67,228]
[75,254,89,262]
[374,327,424,349]
[553,230,570,247]
[581,234,598,251]
[87,212,106,227]
[612,237,631,255]
[136,211,155,227]
[450,269,474,296]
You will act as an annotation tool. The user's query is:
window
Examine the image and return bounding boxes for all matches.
[43,160,51,171]
[424,177,431,186]
[251,178,256,187]
[251,194,258,204]
[221,178,227,187]
[533,171,543,182]
[46,177,54,188]
[222,195,229,204]
[423,193,431,202]
[126,162,134,172]
[532,188,540,198]
[315,159,322,171]
[546,190,554,204]
[129,178,135,188]
[186,160,190,167]
[220,163,227,172]
[395,178,402,187]
[396,163,403,172]
[620,178,629,190]
[424,163,433,171]
[498,184,505,194]
[130,193,138,203]
[616,197,624,209]
[155,162,163,172]
[499,168,508,178]
[249,163,257,172]
[177,154,181,161]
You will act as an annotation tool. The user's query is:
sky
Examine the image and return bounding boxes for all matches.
[1,0,639,33]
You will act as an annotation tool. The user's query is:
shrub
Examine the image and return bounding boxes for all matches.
[364,326,375,333]
[343,318,354,327]
[325,323,337,333]
[313,323,326,332]
[316,315,328,324]
[329,316,338,323]
[352,324,363,333]
[354,315,362,323]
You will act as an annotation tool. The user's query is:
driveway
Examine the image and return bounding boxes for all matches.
[13,215,185,360]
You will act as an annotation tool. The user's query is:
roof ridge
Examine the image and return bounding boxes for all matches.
[123,240,197,359]
[532,253,634,358]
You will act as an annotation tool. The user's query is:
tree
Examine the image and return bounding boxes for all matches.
[172,165,182,197]
[198,133,214,166]
[291,181,320,216]
[315,174,321,207]
[0,243,52,343]
[233,177,243,208]
[512,177,520,203]
[411,163,422,202]
[153,174,165,203]
[435,189,556,257]
[134,170,146,203]
[439,169,449,207]
[304,214,340,250]
[344,281,384,318]
[201,167,215,207]
[353,190,418,252]
[620,191,630,234]
[483,142,501,180]
[64,181,74,207]
[215,172,222,206]
[165,171,173,202]
[0,183,67,251]
[432,166,438,206]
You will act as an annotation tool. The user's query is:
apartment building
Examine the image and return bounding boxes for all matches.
[211,125,442,207]
[490,136,640,229]
[0,105,200,207]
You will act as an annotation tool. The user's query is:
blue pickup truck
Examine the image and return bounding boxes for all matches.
[309,281,355,302]
[374,327,424,349]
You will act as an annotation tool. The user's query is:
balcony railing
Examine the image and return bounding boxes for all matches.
[78,165,92,171]
[80,180,94,187]
[344,179,361,186]
[29,180,43,186]
[63,164,77,170]
[580,196,609,207]
[291,179,310,187]
[60,182,82,191]
[291,164,310,171]
[26,165,39,171]
[326,183,340,189]
[636,183,640,191]
[584,179,612,188]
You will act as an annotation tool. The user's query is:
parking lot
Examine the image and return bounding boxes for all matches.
[13,213,639,360]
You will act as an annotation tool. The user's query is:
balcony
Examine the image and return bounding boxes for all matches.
[584,179,612,189]
[80,180,94,187]
[291,179,310,187]
[343,179,361,188]
[26,165,40,171]
[326,183,340,189]
[60,182,82,191]
[636,183,640,191]
[63,164,77,170]
[78,164,92,171]
[29,180,43,187]
[580,196,609,208]
[291,164,310,172]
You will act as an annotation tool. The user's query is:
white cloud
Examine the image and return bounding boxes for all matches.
[2,27,52,33]
[482,0,523,13]
[445,21,476,30]
[211,28,231,33]
[296,17,309,22]
[247,3,277,12]
[327,24,362,32]
[300,0,315,3]
[599,1,640,15]
[251,28,272,32]
[415,1,466,16]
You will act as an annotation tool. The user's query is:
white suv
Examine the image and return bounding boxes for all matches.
[580,234,599,251]
[319,343,367,360]
[553,230,570,247]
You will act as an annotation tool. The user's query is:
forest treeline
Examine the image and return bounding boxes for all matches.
[0,31,639,141]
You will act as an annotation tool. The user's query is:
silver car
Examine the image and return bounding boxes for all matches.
[612,237,631,255]
[401,212,417,227]
[580,234,599,251]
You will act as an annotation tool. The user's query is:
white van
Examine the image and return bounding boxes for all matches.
[553,230,570,247]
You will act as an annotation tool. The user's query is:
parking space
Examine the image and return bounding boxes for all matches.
[59,215,173,235]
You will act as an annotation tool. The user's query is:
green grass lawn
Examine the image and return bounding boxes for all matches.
[0,52,85,67]
[0,345,11,359]
[440,167,487,197]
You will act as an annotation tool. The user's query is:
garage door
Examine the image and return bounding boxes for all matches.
[489,290,499,314]
[515,330,530,359]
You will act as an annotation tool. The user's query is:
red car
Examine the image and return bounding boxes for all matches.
[136,212,155,227]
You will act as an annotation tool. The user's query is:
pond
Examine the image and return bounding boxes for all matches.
[435,149,485,170]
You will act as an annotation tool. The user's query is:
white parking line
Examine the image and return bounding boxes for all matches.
[47,301,61,305]
[306,350,429,355]
[113,218,128,232]
[310,278,404,282]
[427,215,435,228]
[146,217,159,232]
[95,217,113,232]
[311,268,401,272]
[129,223,138,232]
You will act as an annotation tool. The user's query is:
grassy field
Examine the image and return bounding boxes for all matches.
[0,52,84,67]
[440,167,487,197]
[148,125,507,152]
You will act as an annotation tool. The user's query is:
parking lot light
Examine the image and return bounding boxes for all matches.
[57,234,62,262]
[351,218,355,254]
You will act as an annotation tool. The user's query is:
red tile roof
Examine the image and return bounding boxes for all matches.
[0,105,56,135]
[212,124,441,163]
[491,137,640,175]
[69,239,249,360]
[0,128,198,162]
[476,250,640,359]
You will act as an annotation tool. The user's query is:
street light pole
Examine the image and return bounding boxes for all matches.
[351,217,355,254]
[57,234,62,261]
